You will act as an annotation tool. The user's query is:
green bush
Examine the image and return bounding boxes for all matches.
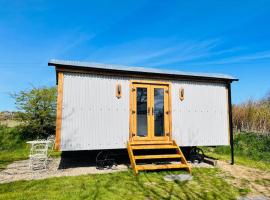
[0,125,25,151]
[208,132,270,162]
[234,132,270,161]
[12,86,56,139]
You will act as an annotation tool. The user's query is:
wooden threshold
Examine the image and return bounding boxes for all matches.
[130,141,173,145]
[132,145,177,150]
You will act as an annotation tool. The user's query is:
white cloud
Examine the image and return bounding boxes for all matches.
[85,38,222,66]
[187,50,270,66]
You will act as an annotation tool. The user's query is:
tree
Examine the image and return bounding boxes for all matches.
[12,86,57,139]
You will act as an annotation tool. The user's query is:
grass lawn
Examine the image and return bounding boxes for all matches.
[0,168,248,200]
[202,132,270,171]
[0,128,268,199]
[0,125,61,170]
[204,151,270,171]
[0,146,61,170]
[0,145,29,170]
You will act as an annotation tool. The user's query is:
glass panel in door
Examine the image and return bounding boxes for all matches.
[153,88,165,136]
[136,88,148,137]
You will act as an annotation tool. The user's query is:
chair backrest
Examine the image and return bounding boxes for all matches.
[47,135,55,151]
[47,135,55,141]
[30,142,49,156]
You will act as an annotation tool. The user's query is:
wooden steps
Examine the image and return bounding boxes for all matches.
[137,164,188,171]
[130,141,173,145]
[132,145,178,150]
[127,140,191,175]
[134,154,181,160]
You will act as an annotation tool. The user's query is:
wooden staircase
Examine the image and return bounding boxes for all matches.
[127,140,191,175]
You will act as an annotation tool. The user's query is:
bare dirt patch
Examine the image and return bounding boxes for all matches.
[217,161,270,198]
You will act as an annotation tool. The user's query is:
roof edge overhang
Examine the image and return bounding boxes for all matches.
[48,60,239,84]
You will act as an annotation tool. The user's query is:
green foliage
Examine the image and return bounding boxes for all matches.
[0,125,24,150]
[203,132,270,170]
[0,125,61,170]
[0,125,29,169]
[12,86,56,139]
[0,168,246,200]
[234,132,270,161]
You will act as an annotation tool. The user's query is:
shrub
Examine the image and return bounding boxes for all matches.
[0,125,25,150]
[11,86,56,139]
[210,132,270,162]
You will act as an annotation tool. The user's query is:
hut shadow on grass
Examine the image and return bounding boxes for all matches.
[58,149,130,169]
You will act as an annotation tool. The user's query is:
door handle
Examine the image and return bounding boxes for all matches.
[152,107,154,115]
[147,107,150,115]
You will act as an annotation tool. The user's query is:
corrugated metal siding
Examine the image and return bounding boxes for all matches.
[61,72,230,150]
[172,81,229,146]
[61,72,130,150]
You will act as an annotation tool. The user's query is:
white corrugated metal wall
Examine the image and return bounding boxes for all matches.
[61,72,130,150]
[61,72,229,150]
[172,81,229,146]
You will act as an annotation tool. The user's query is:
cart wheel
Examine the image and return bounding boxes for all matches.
[96,151,106,169]
[106,160,113,169]
[189,147,205,163]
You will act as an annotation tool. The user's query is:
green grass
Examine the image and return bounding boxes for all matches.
[0,168,248,200]
[0,125,28,170]
[0,125,61,170]
[0,145,30,170]
[255,178,270,187]
[202,132,270,171]
[0,127,267,199]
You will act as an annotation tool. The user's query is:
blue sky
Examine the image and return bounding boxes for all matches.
[1,0,270,111]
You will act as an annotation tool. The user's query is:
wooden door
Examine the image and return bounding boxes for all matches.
[150,84,170,141]
[130,82,170,141]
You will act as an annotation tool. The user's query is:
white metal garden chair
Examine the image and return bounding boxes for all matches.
[28,140,49,170]
[27,135,56,171]
[47,135,55,159]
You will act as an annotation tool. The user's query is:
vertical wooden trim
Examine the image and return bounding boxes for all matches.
[163,86,169,140]
[129,82,133,141]
[227,82,234,165]
[55,72,64,150]
[148,85,153,140]
[168,83,172,141]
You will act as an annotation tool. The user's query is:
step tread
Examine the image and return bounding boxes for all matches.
[134,154,181,160]
[136,163,189,171]
[130,141,173,145]
[132,145,178,150]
